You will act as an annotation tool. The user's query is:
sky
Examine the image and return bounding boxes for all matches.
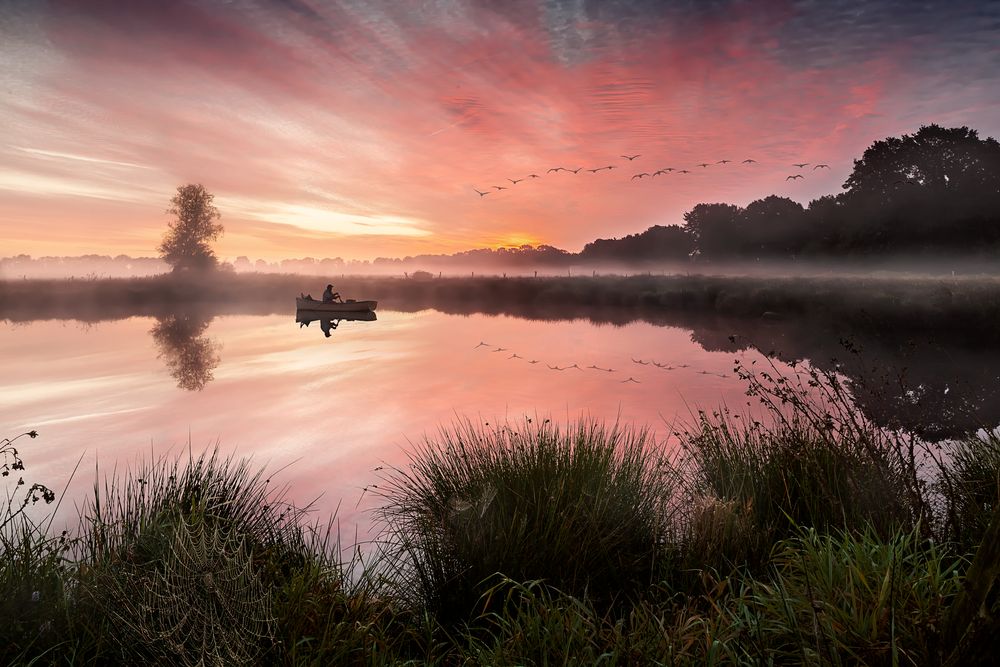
[2,0,999,262]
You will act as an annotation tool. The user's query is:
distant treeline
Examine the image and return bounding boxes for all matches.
[0,254,169,279]
[1,247,575,278]
[0,254,378,279]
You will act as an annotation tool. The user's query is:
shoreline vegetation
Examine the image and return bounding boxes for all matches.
[4,271,1000,337]
[3,362,999,664]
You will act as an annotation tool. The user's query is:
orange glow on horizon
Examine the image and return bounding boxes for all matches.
[489,233,548,250]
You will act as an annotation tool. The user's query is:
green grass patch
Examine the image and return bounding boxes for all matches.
[740,527,964,665]
[938,432,1000,551]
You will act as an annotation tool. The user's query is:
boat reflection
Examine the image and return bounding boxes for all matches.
[296,309,377,338]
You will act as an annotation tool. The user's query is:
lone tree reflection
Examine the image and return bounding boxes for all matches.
[151,314,220,391]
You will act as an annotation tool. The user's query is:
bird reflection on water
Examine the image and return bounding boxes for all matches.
[296,310,377,338]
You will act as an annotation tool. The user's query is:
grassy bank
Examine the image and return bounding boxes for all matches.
[3,366,999,664]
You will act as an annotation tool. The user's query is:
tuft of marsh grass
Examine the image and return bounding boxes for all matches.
[374,418,679,622]
[70,450,333,665]
[0,430,70,662]
[742,527,964,666]
[75,449,307,567]
[938,431,1000,551]
[272,534,447,665]
[465,577,617,665]
[676,358,925,572]
[0,518,73,662]
[679,408,914,568]
[463,576,748,666]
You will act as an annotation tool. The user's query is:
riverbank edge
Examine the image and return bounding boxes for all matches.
[3,272,1000,339]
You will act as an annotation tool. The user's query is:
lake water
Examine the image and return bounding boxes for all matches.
[4,307,999,540]
[1,309,778,536]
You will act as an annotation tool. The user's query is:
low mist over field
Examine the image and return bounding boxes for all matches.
[4,252,998,281]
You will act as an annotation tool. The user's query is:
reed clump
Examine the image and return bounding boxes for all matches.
[374,418,678,623]
[679,407,916,570]
[676,356,928,574]
[740,527,964,665]
[459,527,966,666]
[938,431,1000,551]
[67,451,351,665]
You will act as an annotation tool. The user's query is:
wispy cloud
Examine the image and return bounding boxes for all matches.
[221,198,432,238]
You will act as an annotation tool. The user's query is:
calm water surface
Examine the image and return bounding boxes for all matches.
[1,310,773,538]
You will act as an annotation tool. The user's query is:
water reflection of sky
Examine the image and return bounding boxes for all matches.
[1,311,775,539]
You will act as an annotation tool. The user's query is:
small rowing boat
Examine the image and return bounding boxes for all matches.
[295,297,377,312]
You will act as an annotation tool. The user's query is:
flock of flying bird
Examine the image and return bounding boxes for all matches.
[474,341,730,384]
[473,154,831,197]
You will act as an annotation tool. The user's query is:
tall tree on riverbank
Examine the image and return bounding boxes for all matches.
[158,184,224,272]
[838,124,1000,252]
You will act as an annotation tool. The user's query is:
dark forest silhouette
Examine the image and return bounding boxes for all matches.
[681,125,1000,262]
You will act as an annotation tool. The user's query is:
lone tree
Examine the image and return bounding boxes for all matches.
[159,184,224,272]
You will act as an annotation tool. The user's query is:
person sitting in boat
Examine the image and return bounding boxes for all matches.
[322,284,342,303]
[320,318,339,337]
